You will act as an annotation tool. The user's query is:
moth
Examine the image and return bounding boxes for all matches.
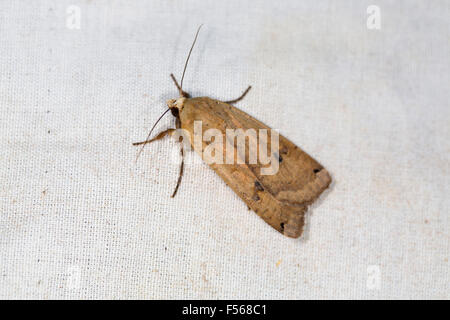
[134,26,331,238]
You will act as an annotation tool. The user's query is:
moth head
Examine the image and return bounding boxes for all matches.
[167,97,186,117]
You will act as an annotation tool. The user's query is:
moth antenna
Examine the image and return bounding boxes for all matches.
[179,24,203,95]
[135,108,171,161]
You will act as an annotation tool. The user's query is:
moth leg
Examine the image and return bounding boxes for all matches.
[224,86,252,104]
[132,128,175,146]
[170,74,190,98]
[171,142,184,198]
[171,118,184,198]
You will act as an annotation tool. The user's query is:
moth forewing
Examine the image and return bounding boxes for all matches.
[176,97,331,238]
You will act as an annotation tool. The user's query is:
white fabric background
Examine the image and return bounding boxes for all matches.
[0,0,448,299]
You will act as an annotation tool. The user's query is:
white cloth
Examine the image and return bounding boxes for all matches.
[0,0,448,299]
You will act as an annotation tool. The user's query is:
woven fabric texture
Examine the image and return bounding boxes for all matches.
[0,0,448,299]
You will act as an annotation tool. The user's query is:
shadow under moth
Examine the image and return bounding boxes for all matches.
[134,26,331,238]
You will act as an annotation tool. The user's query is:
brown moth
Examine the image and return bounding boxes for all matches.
[134,26,331,238]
